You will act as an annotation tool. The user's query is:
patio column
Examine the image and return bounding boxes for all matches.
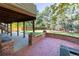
[17,22,19,36]
[1,29,3,34]
[26,22,27,30]
[0,29,1,34]
[10,23,12,36]
[4,24,6,34]
[32,20,35,32]
[23,21,25,38]
[7,24,8,34]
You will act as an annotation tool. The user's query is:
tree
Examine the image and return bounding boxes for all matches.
[35,3,79,33]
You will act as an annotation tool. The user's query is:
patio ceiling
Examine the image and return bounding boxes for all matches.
[0,3,36,23]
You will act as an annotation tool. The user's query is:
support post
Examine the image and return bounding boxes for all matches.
[17,22,19,36]
[7,24,8,34]
[26,22,27,30]
[32,20,35,32]
[23,22,25,38]
[10,23,12,36]
[1,29,3,34]
[0,29,1,34]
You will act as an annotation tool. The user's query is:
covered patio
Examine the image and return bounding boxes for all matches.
[0,3,36,55]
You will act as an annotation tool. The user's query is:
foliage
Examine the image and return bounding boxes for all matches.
[35,3,79,33]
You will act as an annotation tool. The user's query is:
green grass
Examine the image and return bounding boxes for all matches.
[21,30,79,38]
[32,32,43,37]
[51,31,79,38]
[25,30,43,37]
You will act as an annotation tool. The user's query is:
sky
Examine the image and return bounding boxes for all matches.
[35,3,53,12]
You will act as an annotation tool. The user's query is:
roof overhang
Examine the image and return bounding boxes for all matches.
[0,3,36,23]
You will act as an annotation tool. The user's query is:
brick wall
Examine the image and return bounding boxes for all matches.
[32,35,44,44]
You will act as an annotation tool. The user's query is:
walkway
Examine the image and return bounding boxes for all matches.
[14,37,79,56]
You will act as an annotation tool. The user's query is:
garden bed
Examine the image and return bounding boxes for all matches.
[31,32,44,44]
[32,34,44,43]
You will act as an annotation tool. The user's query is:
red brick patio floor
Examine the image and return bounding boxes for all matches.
[14,37,79,56]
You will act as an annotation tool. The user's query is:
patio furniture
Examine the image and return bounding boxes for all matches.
[60,45,70,56]
[60,45,79,56]
[0,36,14,56]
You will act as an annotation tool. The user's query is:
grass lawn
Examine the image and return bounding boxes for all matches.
[20,30,79,38]
[24,30,43,37]
[49,31,79,38]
